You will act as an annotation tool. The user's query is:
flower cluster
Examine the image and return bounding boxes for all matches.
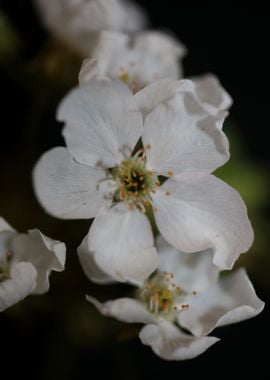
[1,0,264,362]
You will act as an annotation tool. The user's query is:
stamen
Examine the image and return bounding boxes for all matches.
[112,155,159,211]
[139,271,185,320]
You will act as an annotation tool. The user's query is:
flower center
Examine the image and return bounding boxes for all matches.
[139,271,187,320]
[0,251,12,282]
[112,150,159,212]
[119,70,139,93]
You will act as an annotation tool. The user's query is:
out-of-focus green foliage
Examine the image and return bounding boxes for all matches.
[0,11,21,61]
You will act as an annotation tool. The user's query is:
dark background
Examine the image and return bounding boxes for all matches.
[0,2,269,379]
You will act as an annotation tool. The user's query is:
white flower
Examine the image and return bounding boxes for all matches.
[34,0,147,56]
[79,30,186,92]
[86,236,264,361]
[33,78,252,283]
[0,217,66,312]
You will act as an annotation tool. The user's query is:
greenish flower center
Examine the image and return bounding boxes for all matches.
[112,151,159,212]
[139,271,188,320]
[0,251,12,282]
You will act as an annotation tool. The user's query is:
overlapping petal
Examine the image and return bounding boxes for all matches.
[87,203,158,282]
[78,236,114,284]
[178,269,265,337]
[33,147,113,219]
[79,31,185,93]
[153,173,253,270]
[86,295,156,324]
[0,262,37,312]
[142,81,229,175]
[34,0,147,56]
[139,320,219,361]
[135,76,231,121]
[157,236,219,292]
[11,229,66,294]
[192,74,233,116]
[58,80,143,168]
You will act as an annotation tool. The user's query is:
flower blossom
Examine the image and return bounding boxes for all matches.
[78,30,232,118]
[86,236,264,361]
[79,30,186,93]
[34,0,147,56]
[0,217,66,312]
[33,78,252,283]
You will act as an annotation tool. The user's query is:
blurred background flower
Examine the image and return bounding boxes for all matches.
[0,2,269,379]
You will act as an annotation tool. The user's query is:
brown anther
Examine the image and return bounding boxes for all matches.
[192,291,197,295]
[168,170,174,177]
[165,191,171,196]
[151,189,156,193]
[146,144,152,149]
[181,304,189,309]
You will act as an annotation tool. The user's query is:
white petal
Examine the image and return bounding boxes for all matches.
[134,31,186,77]
[78,58,102,86]
[88,203,158,282]
[135,78,179,119]
[78,236,114,284]
[153,173,254,270]
[135,77,230,122]
[135,31,186,58]
[156,236,219,292]
[192,74,233,117]
[58,80,143,168]
[139,320,219,361]
[0,262,37,312]
[142,80,229,175]
[0,217,15,233]
[86,295,156,324]
[179,268,265,337]
[33,147,113,219]
[11,229,66,294]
